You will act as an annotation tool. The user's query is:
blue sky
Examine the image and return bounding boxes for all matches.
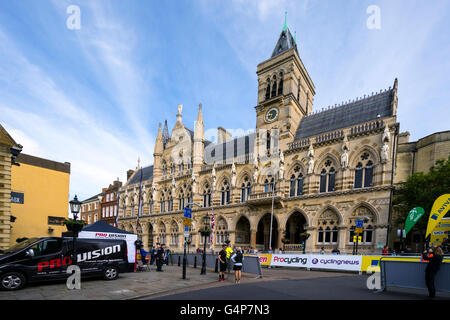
[1,0,449,204]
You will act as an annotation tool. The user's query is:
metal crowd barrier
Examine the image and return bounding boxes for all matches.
[380,257,450,292]
[172,253,262,278]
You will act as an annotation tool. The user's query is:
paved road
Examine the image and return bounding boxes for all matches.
[151,274,450,300]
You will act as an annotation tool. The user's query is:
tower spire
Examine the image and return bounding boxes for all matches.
[283,11,288,31]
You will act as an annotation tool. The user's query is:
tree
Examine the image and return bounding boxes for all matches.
[393,156,450,236]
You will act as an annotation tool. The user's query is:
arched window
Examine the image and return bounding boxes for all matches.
[289,175,296,197]
[178,192,184,210]
[170,222,178,246]
[240,176,252,202]
[271,76,277,98]
[265,78,271,100]
[203,184,211,207]
[297,173,304,196]
[318,227,324,243]
[278,72,283,96]
[328,168,336,192]
[266,131,271,151]
[354,162,363,189]
[354,153,374,189]
[264,177,275,193]
[347,207,376,244]
[319,161,336,193]
[221,180,230,205]
[316,209,340,245]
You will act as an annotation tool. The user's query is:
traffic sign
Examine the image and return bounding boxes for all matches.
[184,225,189,238]
[355,227,363,234]
[356,219,363,228]
[184,217,192,227]
[184,207,192,219]
[353,235,362,243]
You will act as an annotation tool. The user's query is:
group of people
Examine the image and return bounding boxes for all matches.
[139,243,171,272]
[319,247,341,255]
[217,243,244,284]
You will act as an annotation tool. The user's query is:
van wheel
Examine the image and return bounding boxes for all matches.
[0,272,26,291]
[103,266,119,280]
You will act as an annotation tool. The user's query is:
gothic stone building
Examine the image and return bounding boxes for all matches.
[117,26,402,254]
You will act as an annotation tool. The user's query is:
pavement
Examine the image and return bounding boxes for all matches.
[0,264,222,300]
[1,264,448,300]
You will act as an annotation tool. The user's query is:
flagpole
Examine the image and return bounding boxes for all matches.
[115,177,120,228]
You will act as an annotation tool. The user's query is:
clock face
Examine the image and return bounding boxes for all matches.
[265,107,279,123]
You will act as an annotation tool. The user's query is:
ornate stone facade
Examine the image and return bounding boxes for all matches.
[115,25,443,254]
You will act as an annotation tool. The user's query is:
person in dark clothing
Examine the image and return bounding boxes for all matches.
[155,243,165,272]
[150,246,156,265]
[422,246,444,298]
[231,247,244,284]
[218,244,227,282]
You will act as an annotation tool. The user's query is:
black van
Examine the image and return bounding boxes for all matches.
[0,237,128,290]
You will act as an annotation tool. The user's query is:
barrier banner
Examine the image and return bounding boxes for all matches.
[426,194,450,238]
[249,254,272,266]
[361,256,382,272]
[309,254,362,271]
[270,254,310,268]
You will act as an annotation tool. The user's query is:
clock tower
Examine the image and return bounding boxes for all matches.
[255,20,315,151]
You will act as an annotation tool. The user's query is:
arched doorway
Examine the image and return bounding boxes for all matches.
[257,213,278,251]
[147,223,154,249]
[285,211,307,244]
[235,216,251,247]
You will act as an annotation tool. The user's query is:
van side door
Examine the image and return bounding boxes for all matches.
[24,238,66,281]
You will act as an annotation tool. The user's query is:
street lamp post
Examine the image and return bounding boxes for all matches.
[268,172,277,252]
[200,213,211,275]
[69,195,82,265]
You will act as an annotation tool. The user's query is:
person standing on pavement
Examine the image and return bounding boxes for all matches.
[422,246,444,298]
[150,246,156,265]
[225,242,233,274]
[156,243,165,272]
[218,244,227,282]
[231,247,244,284]
[164,245,171,265]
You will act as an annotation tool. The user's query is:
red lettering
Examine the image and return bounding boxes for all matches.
[62,256,72,266]
[50,259,62,269]
[38,261,49,272]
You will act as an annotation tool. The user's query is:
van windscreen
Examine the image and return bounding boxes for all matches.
[2,238,40,253]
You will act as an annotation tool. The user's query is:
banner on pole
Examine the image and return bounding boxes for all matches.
[404,207,425,235]
[426,194,450,238]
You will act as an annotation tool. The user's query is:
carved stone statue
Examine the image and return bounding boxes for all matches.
[253,156,259,183]
[381,142,390,163]
[231,162,236,188]
[151,180,157,200]
[307,144,314,158]
[191,171,197,193]
[341,149,349,169]
[382,126,390,143]
[211,164,216,189]
[308,156,314,174]
[171,176,176,192]
[278,151,284,179]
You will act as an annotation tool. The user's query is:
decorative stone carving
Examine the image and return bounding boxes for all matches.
[307,144,314,174]
[151,180,157,200]
[211,164,216,189]
[380,142,389,163]
[253,156,259,183]
[191,171,197,194]
[382,126,390,143]
[231,162,236,188]
[340,135,349,169]
[278,151,284,180]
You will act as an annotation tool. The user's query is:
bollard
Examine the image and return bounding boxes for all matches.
[215,258,218,273]
[194,256,197,268]
[178,256,181,266]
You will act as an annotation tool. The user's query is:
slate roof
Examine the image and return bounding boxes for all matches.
[128,165,154,185]
[205,132,255,163]
[294,89,394,140]
[81,192,103,203]
[271,28,298,58]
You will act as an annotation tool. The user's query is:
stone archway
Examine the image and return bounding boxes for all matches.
[256,213,278,251]
[285,211,307,245]
[235,216,251,248]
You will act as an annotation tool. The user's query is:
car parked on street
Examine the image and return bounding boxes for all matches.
[0,237,128,290]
